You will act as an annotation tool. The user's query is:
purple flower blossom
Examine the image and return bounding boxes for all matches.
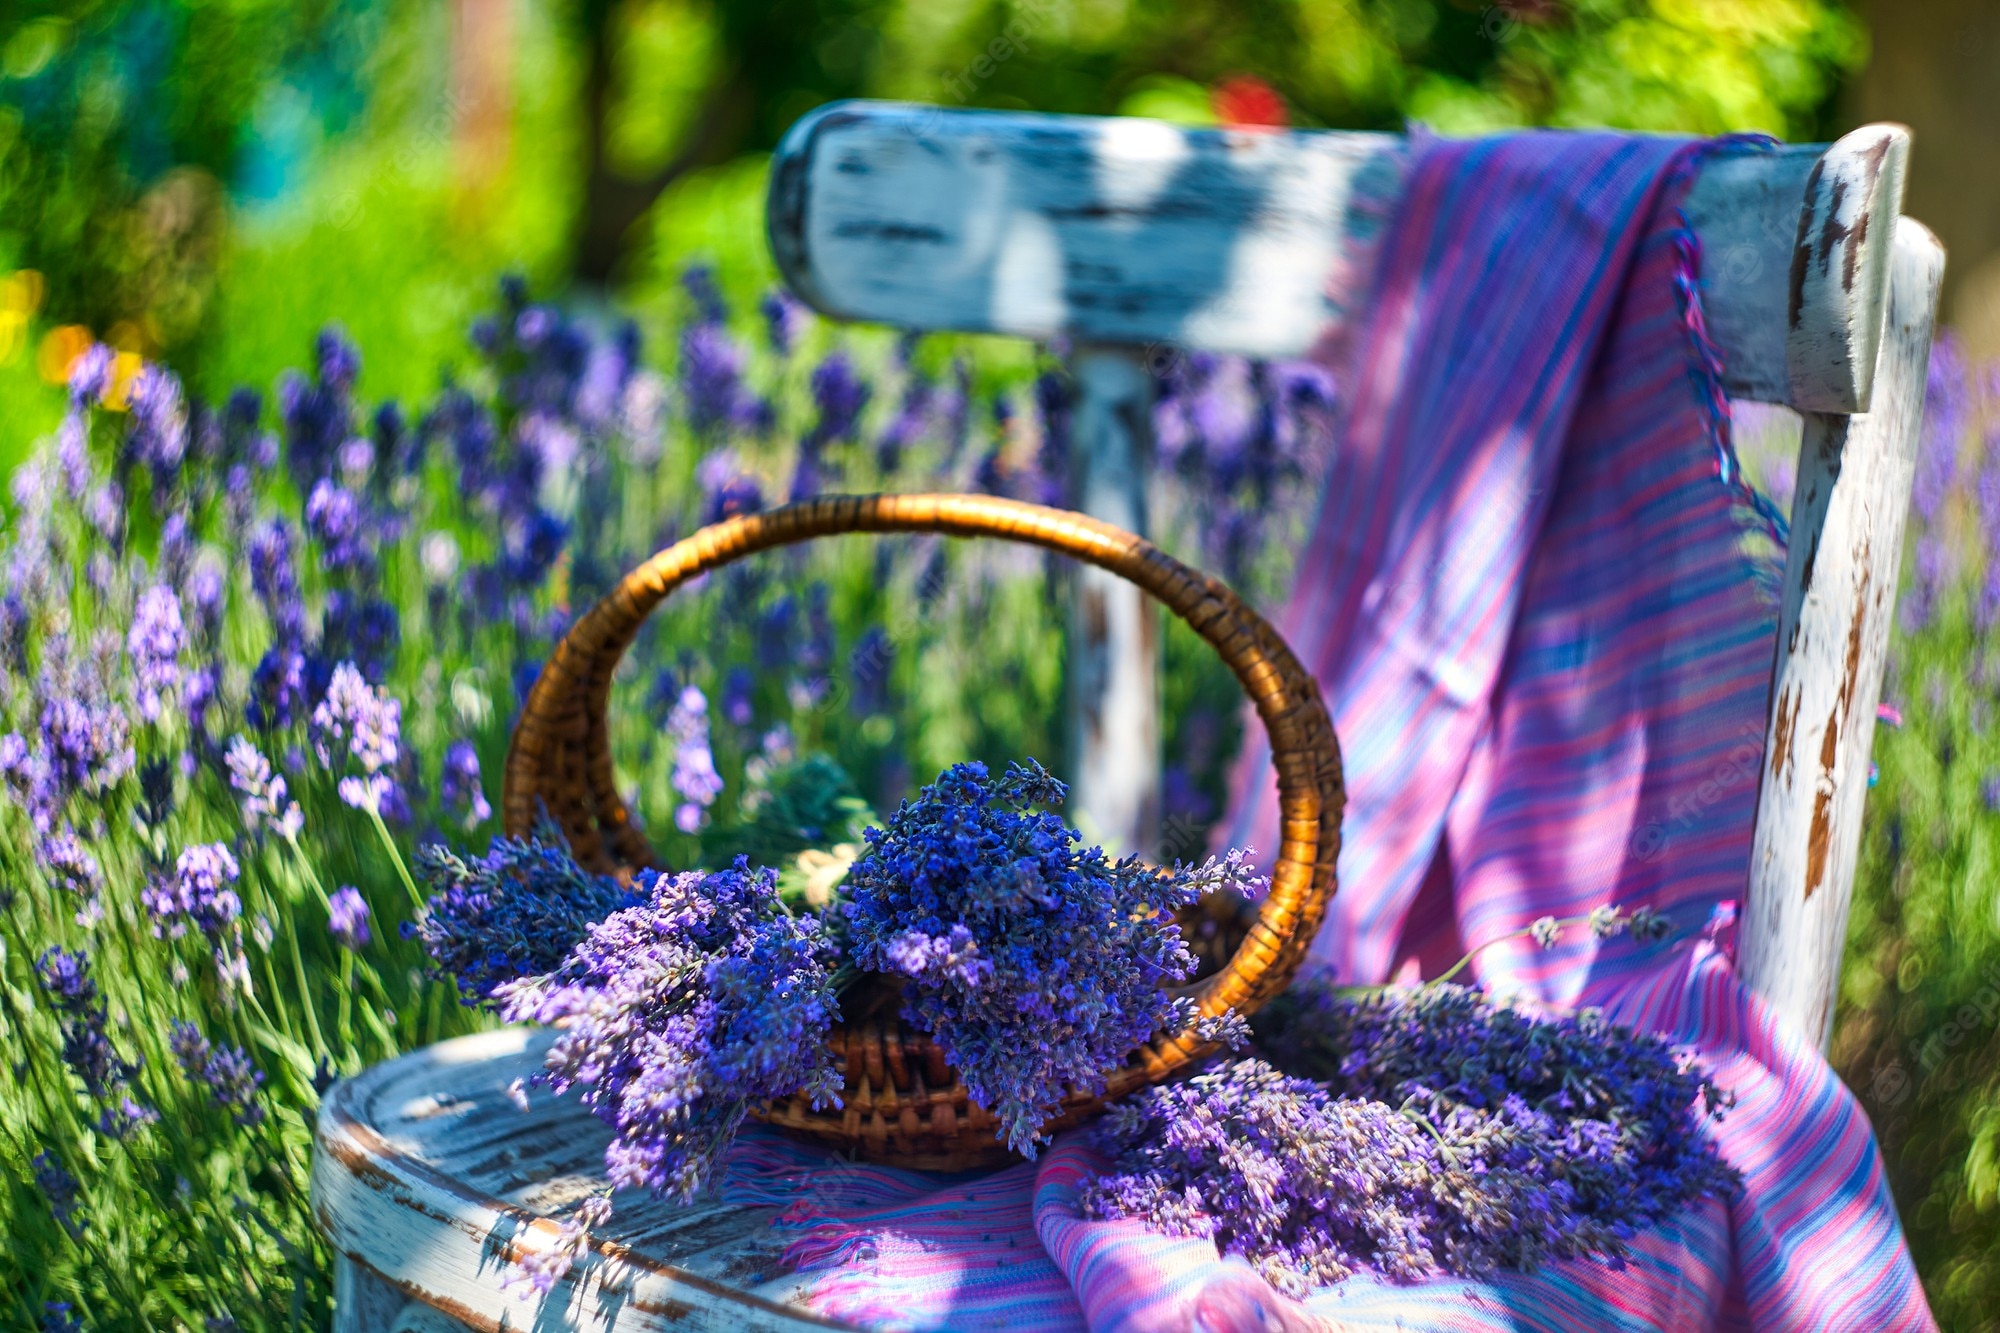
[696,449,766,523]
[666,685,722,832]
[492,858,840,1201]
[247,518,306,646]
[848,626,893,716]
[280,327,362,486]
[843,760,1245,1155]
[33,1150,82,1238]
[1083,983,1741,1295]
[35,946,145,1109]
[412,834,643,1002]
[506,1193,614,1297]
[304,478,373,574]
[760,288,808,356]
[721,666,756,729]
[680,324,755,435]
[328,886,372,950]
[68,342,114,404]
[440,739,492,830]
[128,584,186,722]
[41,1302,83,1333]
[145,843,243,940]
[169,1020,265,1126]
[808,353,870,448]
[226,736,304,838]
[310,663,402,812]
[317,591,402,687]
[128,364,190,487]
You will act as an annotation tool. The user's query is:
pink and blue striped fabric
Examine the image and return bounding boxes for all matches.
[719,131,1935,1330]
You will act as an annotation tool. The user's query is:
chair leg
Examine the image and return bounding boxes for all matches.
[1741,217,1946,1049]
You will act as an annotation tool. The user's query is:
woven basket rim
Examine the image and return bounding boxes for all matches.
[500,491,1344,1167]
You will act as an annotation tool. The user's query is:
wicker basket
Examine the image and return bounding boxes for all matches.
[502,493,1344,1169]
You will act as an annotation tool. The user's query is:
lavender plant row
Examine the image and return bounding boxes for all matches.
[0,267,1336,1328]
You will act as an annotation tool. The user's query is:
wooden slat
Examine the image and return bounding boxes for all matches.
[769,103,1907,413]
[1740,216,1946,1049]
[1065,345,1160,856]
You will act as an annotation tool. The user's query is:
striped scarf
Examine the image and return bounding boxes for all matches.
[721,131,1935,1332]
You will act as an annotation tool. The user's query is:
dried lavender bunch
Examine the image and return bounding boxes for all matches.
[490,858,841,1202]
[408,832,640,1002]
[843,759,1258,1157]
[1081,986,1741,1296]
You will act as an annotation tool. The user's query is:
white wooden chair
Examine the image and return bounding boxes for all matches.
[311,103,1942,1330]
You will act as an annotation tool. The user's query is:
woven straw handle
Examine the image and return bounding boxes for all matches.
[503,493,1343,1026]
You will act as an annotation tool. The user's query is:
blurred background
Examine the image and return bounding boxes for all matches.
[3,0,1996,430]
[4,0,2000,1324]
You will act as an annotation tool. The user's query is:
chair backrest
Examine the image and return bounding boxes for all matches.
[766,102,1945,1050]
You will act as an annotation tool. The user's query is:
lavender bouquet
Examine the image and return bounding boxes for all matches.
[1077,923,1743,1296]
[414,758,1260,1209]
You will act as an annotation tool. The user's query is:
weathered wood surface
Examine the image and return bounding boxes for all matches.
[1065,346,1160,856]
[312,1028,848,1332]
[769,103,1907,414]
[1740,217,1946,1050]
[1783,125,1911,414]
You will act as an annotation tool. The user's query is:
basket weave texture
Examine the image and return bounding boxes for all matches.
[502,493,1344,1169]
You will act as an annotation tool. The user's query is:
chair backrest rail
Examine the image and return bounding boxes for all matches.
[770,103,1909,415]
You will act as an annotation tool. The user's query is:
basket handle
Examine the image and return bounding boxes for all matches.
[503,493,1343,1028]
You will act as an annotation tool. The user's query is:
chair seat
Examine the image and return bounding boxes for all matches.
[311,1028,849,1331]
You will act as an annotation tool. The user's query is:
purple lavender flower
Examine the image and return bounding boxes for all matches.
[169,1020,266,1126]
[247,518,307,645]
[1083,984,1741,1294]
[317,591,402,687]
[68,342,113,405]
[328,886,372,950]
[696,449,766,523]
[145,843,243,939]
[226,735,304,838]
[304,478,373,574]
[41,1302,83,1333]
[680,324,755,435]
[506,1193,614,1297]
[280,327,362,486]
[848,626,893,716]
[807,352,870,451]
[492,858,840,1201]
[35,947,145,1110]
[1979,424,2000,631]
[249,644,311,731]
[760,288,808,356]
[310,663,402,812]
[128,363,190,488]
[127,584,186,723]
[721,666,756,729]
[33,1151,82,1238]
[440,739,492,830]
[666,685,723,833]
[187,549,225,634]
[411,834,643,1002]
[843,760,1247,1155]
[876,355,932,475]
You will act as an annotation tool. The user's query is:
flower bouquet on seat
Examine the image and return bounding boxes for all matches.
[412,758,1257,1186]
[414,755,1741,1301]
